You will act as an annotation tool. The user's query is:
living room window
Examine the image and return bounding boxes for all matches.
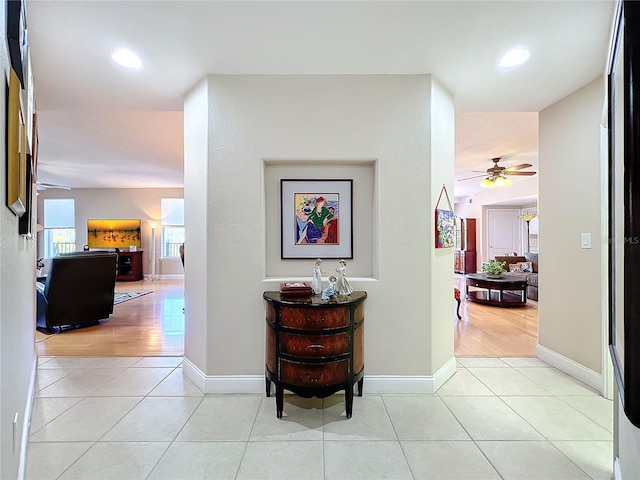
[161,198,184,258]
[43,199,76,258]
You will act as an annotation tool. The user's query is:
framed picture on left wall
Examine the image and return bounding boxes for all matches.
[6,68,26,217]
[18,155,34,236]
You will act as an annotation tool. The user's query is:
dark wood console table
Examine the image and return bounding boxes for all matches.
[465,273,527,307]
[263,291,366,419]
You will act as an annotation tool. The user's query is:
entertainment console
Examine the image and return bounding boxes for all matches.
[116,251,143,281]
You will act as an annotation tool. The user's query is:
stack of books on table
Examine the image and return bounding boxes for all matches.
[280,282,313,298]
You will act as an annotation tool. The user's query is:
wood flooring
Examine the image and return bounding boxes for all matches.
[35,275,538,357]
[35,279,185,357]
[453,274,538,357]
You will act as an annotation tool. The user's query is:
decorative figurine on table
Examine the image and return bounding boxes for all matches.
[335,259,354,296]
[322,276,338,300]
[311,258,324,295]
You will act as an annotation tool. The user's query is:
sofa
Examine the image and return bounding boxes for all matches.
[493,253,539,301]
[36,252,118,332]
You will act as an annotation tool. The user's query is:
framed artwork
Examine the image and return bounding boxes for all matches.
[281,179,353,259]
[18,154,33,236]
[435,209,455,248]
[6,0,26,88]
[6,68,26,216]
[87,219,142,249]
[608,0,640,428]
[434,184,455,248]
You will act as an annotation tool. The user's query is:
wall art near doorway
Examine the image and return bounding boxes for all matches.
[435,184,454,248]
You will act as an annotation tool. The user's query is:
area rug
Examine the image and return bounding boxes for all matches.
[113,291,152,305]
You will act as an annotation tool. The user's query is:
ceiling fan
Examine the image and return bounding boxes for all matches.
[459,157,536,188]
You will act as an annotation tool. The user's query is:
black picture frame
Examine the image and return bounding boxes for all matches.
[280,179,353,259]
[18,154,33,236]
[608,0,640,428]
[6,0,26,88]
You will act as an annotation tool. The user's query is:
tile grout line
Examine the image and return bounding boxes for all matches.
[436,373,506,480]
[380,394,418,480]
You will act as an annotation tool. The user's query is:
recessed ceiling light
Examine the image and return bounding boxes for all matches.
[111,48,143,70]
[498,47,530,69]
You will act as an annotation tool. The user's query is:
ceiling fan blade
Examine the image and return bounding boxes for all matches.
[37,182,71,190]
[504,171,536,176]
[458,174,490,181]
[504,163,533,172]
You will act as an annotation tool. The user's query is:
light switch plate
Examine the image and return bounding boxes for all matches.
[581,233,592,249]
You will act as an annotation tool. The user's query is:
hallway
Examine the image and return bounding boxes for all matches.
[26,356,612,479]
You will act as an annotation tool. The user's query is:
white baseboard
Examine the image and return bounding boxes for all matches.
[614,457,622,480]
[536,344,603,394]
[18,351,38,480]
[182,356,457,395]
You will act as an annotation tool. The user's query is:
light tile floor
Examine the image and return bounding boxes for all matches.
[26,356,613,480]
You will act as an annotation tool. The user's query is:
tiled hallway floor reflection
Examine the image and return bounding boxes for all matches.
[26,356,613,480]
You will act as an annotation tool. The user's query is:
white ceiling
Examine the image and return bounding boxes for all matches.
[26,0,615,197]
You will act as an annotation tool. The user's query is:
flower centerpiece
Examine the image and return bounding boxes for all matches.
[482,260,507,278]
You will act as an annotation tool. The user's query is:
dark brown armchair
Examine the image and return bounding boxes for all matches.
[36,252,118,332]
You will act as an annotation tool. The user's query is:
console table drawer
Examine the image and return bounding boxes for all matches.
[280,359,348,386]
[281,306,348,330]
[280,332,349,358]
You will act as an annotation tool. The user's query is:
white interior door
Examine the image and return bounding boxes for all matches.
[487,209,521,260]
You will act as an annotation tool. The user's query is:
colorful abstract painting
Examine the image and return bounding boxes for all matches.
[435,209,455,248]
[294,192,340,245]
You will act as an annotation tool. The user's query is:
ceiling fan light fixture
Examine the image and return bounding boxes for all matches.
[111,47,143,70]
[494,175,512,187]
[481,177,496,188]
[498,47,530,69]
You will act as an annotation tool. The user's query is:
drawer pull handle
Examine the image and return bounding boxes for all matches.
[307,344,325,349]
[305,317,325,326]
[305,373,324,383]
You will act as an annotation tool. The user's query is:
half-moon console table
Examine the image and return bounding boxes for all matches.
[263,291,366,419]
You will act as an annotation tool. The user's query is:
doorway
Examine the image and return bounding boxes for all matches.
[454,204,538,357]
[486,208,522,259]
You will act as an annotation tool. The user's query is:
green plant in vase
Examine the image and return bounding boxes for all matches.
[482,260,507,277]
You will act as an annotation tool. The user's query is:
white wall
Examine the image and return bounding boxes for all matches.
[0,0,38,476]
[37,188,184,277]
[183,79,209,370]
[538,78,603,374]
[183,74,455,388]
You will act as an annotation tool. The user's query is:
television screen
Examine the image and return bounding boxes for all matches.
[87,219,141,249]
